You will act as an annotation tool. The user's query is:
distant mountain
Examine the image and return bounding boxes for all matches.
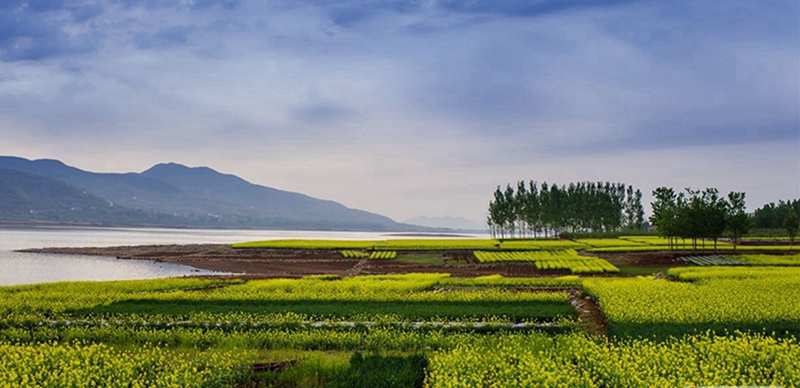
[404,215,486,231]
[0,156,412,231]
[0,168,183,225]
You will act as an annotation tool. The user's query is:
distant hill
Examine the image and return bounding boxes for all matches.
[0,167,183,225]
[404,215,486,231]
[0,156,415,231]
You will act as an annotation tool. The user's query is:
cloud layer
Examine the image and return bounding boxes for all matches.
[1,0,798,221]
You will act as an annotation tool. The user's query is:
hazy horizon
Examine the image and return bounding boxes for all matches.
[1,0,798,222]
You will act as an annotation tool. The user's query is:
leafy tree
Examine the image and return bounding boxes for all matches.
[503,184,517,238]
[726,192,750,250]
[515,181,528,237]
[753,199,800,229]
[701,188,728,252]
[785,210,799,252]
[650,187,678,250]
[488,181,638,237]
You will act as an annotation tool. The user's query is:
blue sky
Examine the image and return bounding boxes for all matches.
[1,0,798,222]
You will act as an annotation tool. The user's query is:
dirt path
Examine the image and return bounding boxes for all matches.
[570,291,609,337]
[343,259,367,277]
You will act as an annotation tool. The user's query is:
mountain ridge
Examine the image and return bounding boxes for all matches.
[0,156,415,231]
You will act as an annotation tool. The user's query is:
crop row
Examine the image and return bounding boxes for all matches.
[341,250,368,259]
[233,238,585,251]
[426,332,800,388]
[235,237,794,253]
[736,253,800,266]
[473,250,619,274]
[2,271,800,386]
[370,251,397,259]
[583,267,800,338]
[0,274,575,323]
[0,342,255,388]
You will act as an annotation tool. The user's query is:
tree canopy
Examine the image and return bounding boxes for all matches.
[487,181,644,238]
[649,187,750,251]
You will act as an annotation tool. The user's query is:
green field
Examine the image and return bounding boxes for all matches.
[736,253,800,265]
[234,236,795,254]
[232,238,589,251]
[1,264,799,387]
[473,249,619,273]
[583,267,800,338]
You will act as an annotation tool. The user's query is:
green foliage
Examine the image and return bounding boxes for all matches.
[327,353,427,388]
[369,251,397,259]
[0,274,576,323]
[753,199,800,229]
[584,267,800,338]
[487,181,642,238]
[426,332,800,388]
[234,239,500,251]
[650,187,755,251]
[3,269,799,386]
[0,342,257,387]
[726,191,751,248]
[736,253,800,266]
[341,250,368,259]
[473,250,619,273]
[784,210,799,248]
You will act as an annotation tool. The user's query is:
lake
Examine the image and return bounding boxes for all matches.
[0,226,485,286]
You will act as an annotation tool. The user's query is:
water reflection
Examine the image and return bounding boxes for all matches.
[0,226,487,286]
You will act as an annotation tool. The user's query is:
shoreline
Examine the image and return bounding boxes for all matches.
[18,244,609,278]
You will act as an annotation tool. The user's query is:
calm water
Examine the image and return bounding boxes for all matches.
[0,226,485,286]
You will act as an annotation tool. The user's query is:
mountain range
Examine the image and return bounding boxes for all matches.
[0,156,417,231]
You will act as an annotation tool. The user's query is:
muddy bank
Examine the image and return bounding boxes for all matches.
[19,244,602,278]
[20,244,536,278]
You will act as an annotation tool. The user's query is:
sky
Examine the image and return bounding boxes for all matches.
[1,0,798,223]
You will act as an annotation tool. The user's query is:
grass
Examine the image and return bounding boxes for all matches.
[233,238,590,251]
[584,267,800,338]
[396,253,451,265]
[473,250,619,274]
[616,266,673,276]
[2,270,799,387]
[735,253,800,266]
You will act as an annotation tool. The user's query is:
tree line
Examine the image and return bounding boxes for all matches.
[486,181,644,238]
[649,187,753,251]
[752,199,800,229]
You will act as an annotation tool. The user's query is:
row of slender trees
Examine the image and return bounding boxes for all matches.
[486,181,644,238]
[649,187,751,250]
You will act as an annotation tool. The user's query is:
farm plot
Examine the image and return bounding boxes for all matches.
[1,269,798,387]
[341,250,368,259]
[474,249,619,274]
[426,332,799,388]
[585,236,737,252]
[233,239,501,251]
[736,253,800,266]
[0,274,577,324]
[233,238,593,251]
[576,238,649,248]
[583,267,800,338]
[369,251,397,260]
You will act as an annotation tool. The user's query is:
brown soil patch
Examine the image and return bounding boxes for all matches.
[571,293,609,337]
[587,251,682,267]
[19,244,698,280]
